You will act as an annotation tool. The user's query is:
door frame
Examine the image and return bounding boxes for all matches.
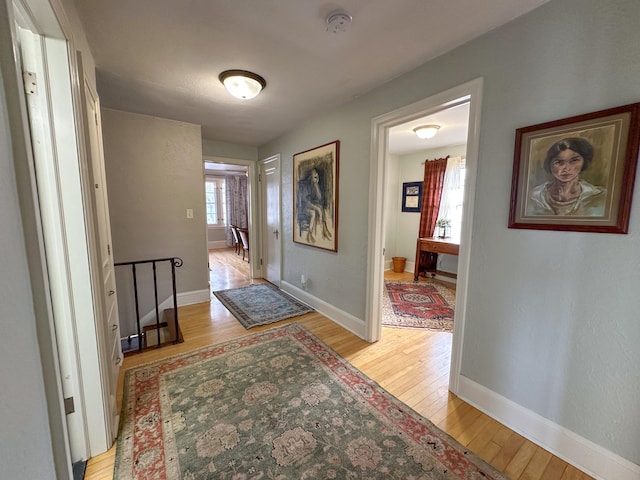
[17,23,100,462]
[76,54,123,444]
[366,78,484,394]
[4,0,113,475]
[8,0,123,467]
[260,154,282,286]
[203,155,260,278]
[3,2,71,476]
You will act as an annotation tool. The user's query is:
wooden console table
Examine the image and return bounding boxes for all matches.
[414,237,459,280]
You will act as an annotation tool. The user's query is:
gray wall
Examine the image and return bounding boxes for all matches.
[3,0,637,473]
[207,226,227,243]
[0,0,100,475]
[202,138,258,161]
[0,55,57,480]
[101,109,209,334]
[259,0,640,465]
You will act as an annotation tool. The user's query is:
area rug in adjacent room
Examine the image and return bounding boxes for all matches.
[114,323,505,480]
[382,280,455,331]
[213,282,313,329]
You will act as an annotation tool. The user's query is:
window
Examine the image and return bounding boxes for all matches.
[437,156,466,242]
[205,176,227,225]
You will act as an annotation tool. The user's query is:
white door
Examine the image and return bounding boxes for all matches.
[81,73,123,439]
[17,25,86,463]
[15,9,121,462]
[261,155,282,285]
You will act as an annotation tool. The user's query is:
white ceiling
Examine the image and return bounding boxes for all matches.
[204,162,247,174]
[389,101,470,155]
[74,0,549,150]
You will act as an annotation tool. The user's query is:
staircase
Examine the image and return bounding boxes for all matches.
[115,257,184,355]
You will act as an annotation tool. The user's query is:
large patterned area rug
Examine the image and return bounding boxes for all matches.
[213,282,313,329]
[383,281,455,331]
[114,324,505,479]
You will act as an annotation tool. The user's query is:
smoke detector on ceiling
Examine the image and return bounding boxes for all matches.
[326,9,352,34]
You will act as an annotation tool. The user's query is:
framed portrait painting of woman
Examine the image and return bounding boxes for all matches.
[293,140,339,251]
[508,102,640,233]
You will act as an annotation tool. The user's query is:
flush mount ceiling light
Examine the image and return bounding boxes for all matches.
[413,124,440,139]
[219,70,266,99]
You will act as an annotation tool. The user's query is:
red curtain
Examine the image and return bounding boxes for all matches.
[418,157,448,238]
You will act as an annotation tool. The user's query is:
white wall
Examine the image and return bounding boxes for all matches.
[259,0,640,470]
[384,153,399,264]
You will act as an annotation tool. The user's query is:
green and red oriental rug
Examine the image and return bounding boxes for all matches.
[114,324,504,479]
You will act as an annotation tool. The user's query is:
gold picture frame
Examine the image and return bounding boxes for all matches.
[508,103,640,233]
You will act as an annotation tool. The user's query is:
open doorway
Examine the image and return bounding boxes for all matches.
[204,157,253,292]
[385,101,470,283]
[366,78,484,395]
[376,101,470,400]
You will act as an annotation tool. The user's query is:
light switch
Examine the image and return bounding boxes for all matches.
[186,208,193,219]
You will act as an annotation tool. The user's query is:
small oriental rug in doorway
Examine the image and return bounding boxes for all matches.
[213,282,313,329]
[114,323,506,480]
[383,281,455,331]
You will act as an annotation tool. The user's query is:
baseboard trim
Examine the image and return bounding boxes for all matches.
[384,259,416,273]
[280,281,366,339]
[177,289,210,306]
[139,289,211,326]
[207,240,228,249]
[384,260,457,285]
[457,376,640,480]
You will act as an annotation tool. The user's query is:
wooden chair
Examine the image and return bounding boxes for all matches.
[238,228,250,262]
[230,225,241,255]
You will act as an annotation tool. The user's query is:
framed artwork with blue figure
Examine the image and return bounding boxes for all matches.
[509,102,640,233]
[402,181,422,212]
[293,140,339,251]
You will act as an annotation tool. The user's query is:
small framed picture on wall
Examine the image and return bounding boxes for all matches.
[402,181,422,212]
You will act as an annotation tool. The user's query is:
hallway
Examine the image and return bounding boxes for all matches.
[209,247,252,292]
[84,255,592,480]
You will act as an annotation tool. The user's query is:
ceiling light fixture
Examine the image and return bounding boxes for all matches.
[219,70,266,99]
[413,124,440,139]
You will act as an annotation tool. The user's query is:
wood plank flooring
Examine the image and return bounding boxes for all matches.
[84,248,593,479]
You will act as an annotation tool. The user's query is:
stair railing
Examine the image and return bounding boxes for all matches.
[114,257,183,353]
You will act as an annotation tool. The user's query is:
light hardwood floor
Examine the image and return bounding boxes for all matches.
[84,248,592,480]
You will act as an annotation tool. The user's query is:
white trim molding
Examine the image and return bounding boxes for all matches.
[458,376,640,480]
[367,77,484,396]
[177,289,211,306]
[281,281,366,338]
[385,260,457,285]
[138,289,211,327]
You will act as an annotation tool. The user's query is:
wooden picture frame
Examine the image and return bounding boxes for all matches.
[293,140,339,251]
[402,181,422,212]
[508,102,640,233]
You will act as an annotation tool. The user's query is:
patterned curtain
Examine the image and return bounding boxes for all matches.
[225,174,248,246]
[418,157,448,238]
